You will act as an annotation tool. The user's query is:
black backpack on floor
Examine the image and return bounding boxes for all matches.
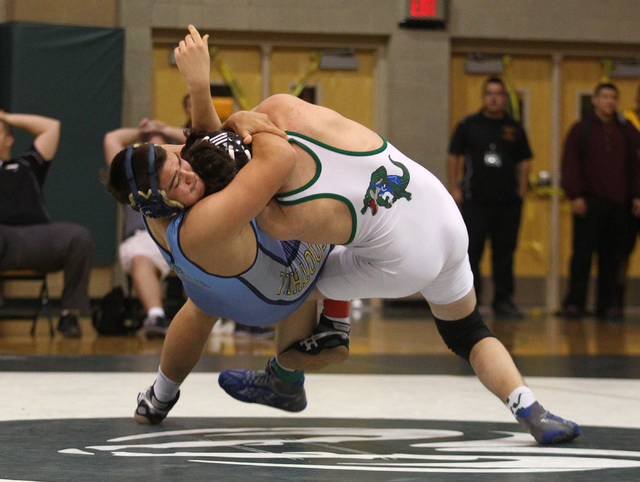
[92,286,142,336]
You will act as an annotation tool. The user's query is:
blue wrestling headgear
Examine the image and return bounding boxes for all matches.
[202,131,252,163]
[124,143,185,218]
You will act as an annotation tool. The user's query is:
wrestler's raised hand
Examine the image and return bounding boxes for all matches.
[222,110,287,144]
[174,25,211,93]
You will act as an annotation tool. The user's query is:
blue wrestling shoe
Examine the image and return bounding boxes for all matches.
[516,402,580,445]
[134,385,180,425]
[218,360,307,412]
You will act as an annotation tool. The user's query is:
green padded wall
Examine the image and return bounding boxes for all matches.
[0,22,124,264]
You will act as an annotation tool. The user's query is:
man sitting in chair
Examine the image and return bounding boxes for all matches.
[0,110,93,338]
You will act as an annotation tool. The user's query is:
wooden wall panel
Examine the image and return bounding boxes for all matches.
[270,48,375,128]
[152,44,375,131]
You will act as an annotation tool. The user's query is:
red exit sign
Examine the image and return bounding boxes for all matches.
[402,0,447,28]
[410,0,437,18]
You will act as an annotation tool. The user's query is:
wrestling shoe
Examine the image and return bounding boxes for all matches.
[516,401,580,445]
[144,315,170,339]
[218,360,307,412]
[278,314,350,371]
[134,385,180,425]
[317,312,351,334]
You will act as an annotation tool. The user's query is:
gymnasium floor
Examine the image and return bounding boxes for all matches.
[1,302,640,481]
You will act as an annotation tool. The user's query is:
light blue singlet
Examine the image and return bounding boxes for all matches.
[147,213,332,326]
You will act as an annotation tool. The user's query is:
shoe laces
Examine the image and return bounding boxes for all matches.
[244,369,273,387]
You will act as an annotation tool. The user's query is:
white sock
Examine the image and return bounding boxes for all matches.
[506,386,537,417]
[148,307,165,320]
[153,367,181,402]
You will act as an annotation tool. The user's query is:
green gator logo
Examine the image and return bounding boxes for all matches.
[361,157,412,215]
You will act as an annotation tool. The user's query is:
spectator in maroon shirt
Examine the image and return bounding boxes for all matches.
[560,83,640,319]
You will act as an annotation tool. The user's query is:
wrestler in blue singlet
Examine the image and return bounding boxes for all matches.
[147,213,332,326]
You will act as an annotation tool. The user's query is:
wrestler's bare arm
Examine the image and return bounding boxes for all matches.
[222,111,287,144]
[174,25,221,132]
[221,98,359,244]
[176,25,286,141]
[180,132,297,273]
[252,94,382,152]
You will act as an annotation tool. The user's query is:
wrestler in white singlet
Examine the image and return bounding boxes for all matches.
[277,132,473,305]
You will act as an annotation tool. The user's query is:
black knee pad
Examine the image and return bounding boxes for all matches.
[434,306,495,362]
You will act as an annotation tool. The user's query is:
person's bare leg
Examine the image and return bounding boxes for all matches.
[469,338,526,399]
[159,299,217,383]
[274,299,318,357]
[135,299,217,424]
[430,289,525,401]
[130,255,163,313]
[429,289,579,444]
[275,295,349,371]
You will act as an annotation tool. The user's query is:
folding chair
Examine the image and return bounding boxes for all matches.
[0,270,54,336]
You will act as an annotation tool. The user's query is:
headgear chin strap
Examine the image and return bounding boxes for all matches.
[124,143,184,218]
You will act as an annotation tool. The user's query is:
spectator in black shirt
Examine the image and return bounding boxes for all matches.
[0,111,93,337]
[447,77,532,318]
